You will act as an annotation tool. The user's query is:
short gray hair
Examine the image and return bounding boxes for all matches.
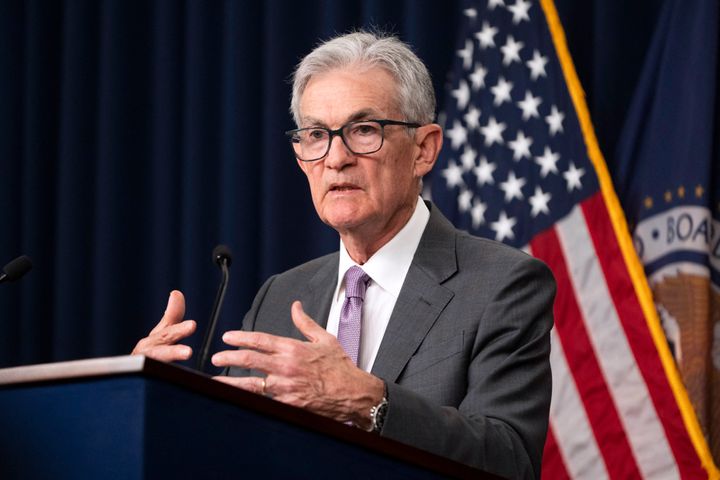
[290,31,436,127]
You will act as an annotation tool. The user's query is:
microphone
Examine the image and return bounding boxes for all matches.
[196,245,233,372]
[0,255,33,284]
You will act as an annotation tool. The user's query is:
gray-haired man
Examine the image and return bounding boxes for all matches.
[134,31,555,479]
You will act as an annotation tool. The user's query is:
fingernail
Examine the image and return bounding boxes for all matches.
[182,346,192,357]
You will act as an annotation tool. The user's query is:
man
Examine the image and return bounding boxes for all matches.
[133,31,555,479]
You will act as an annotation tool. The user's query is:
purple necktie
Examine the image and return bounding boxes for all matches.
[337,266,370,365]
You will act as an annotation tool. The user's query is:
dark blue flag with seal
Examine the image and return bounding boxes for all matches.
[614,0,720,465]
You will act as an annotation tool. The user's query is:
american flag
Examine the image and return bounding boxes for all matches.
[429,0,715,478]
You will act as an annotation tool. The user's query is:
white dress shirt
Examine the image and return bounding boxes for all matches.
[326,197,430,372]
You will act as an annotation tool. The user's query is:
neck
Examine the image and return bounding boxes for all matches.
[339,202,416,264]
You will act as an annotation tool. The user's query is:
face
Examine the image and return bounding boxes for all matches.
[296,66,433,247]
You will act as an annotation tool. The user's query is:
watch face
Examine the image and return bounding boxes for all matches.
[372,398,388,433]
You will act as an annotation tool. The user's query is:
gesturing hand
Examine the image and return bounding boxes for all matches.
[131,290,197,362]
[211,301,384,428]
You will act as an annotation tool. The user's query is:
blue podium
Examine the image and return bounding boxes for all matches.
[0,356,494,479]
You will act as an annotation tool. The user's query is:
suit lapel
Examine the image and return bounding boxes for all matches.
[292,253,338,340]
[371,204,458,382]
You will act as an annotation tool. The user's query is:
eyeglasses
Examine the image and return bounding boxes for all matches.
[285,119,421,162]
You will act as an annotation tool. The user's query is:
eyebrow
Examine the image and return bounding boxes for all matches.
[301,109,382,128]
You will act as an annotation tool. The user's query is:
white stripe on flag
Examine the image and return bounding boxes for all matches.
[547,327,608,479]
[556,205,679,480]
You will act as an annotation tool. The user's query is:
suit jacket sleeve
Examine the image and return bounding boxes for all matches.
[381,253,555,480]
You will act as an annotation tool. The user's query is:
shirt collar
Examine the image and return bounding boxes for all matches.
[334,197,430,300]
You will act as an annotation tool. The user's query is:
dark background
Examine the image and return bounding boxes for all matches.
[0,0,662,369]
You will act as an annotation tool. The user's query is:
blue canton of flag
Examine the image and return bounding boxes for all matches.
[430,0,596,248]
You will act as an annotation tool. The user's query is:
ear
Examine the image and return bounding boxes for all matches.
[412,123,444,178]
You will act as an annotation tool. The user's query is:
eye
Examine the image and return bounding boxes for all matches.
[300,128,327,143]
[350,122,380,136]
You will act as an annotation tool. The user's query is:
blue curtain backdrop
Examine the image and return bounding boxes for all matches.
[0,0,660,369]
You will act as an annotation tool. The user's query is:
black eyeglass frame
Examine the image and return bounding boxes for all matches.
[285,119,422,162]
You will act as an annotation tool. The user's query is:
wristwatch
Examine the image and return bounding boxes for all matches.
[367,383,389,433]
[368,397,388,433]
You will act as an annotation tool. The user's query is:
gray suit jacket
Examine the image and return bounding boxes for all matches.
[232,202,555,479]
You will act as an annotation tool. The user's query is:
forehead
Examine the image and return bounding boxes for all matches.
[299,66,400,126]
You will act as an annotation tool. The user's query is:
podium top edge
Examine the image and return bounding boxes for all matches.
[0,355,150,385]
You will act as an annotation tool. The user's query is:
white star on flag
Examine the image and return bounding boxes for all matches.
[475,22,498,49]
[499,171,526,202]
[500,36,524,66]
[507,130,533,160]
[491,76,513,106]
[507,0,532,24]
[526,49,548,80]
[458,188,473,212]
[460,145,477,170]
[464,107,482,130]
[563,161,585,191]
[457,39,474,71]
[535,146,560,177]
[441,159,465,189]
[517,90,542,120]
[546,105,565,136]
[446,120,468,150]
[529,186,551,216]
[452,79,471,110]
[474,156,496,186]
[469,64,488,90]
[490,210,516,241]
[471,198,487,228]
[463,8,477,20]
[487,0,505,10]
[480,116,506,146]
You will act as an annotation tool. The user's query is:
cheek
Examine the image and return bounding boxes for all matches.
[301,165,323,197]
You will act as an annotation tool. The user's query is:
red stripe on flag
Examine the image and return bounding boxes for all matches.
[580,193,706,478]
[541,424,571,480]
[531,225,642,479]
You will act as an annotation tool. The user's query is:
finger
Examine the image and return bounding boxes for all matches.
[221,330,284,353]
[211,348,282,373]
[151,319,197,346]
[213,375,266,395]
[152,290,186,333]
[291,301,325,342]
[136,344,193,363]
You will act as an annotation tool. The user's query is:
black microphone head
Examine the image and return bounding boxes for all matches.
[212,244,233,267]
[2,255,33,282]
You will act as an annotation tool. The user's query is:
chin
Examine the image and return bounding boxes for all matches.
[321,209,367,232]
[324,216,362,232]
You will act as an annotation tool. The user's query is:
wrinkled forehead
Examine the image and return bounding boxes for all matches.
[298,65,402,126]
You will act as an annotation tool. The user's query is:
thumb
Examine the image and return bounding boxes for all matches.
[155,290,186,331]
[291,301,324,342]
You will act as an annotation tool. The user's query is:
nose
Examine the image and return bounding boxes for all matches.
[324,134,355,170]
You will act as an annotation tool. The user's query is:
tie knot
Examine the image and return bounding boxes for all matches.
[344,266,370,299]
